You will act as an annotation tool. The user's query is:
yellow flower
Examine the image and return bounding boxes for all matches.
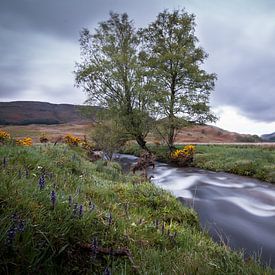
[0,130,11,141]
[16,137,32,146]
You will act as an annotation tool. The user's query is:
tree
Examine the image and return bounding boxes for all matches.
[140,9,217,150]
[91,118,128,161]
[75,12,153,151]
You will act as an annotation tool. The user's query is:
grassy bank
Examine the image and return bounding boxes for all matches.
[0,144,273,274]
[122,144,275,183]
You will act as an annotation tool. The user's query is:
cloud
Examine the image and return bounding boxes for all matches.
[0,0,274,128]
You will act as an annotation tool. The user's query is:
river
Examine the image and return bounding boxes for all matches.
[115,154,275,268]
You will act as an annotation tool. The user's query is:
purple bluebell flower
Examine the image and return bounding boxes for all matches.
[51,190,56,208]
[91,237,97,257]
[39,175,45,189]
[6,226,16,245]
[103,267,111,275]
[79,204,83,217]
[68,195,72,207]
[17,220,25,233]
[11,213,18,223]
[25,168,30,179]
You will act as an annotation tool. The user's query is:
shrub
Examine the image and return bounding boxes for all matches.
[39,133,49,143]
[171,145,195,166]
[0,130,11,144]
[64,134,81,146]
[16,137,33,146]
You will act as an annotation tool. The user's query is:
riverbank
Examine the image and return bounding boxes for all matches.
[0,144,272,273]
[121,144,275,183]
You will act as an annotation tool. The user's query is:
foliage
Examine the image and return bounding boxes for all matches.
[91,119,128,160]
[0,144,271,274]
[75,12,154,150]
[39,133,49,143]
[15,137,32,146]
[140,9,217,148]
[64,134,81,146]
[171,145,196,166]
[0,130,11,144]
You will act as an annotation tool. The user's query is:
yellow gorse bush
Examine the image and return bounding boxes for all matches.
[171,145,196,160]
[64,134,81,146]
[16,137,33,146]
[0,130,11,142]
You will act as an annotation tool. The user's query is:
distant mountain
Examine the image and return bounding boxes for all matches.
[174,124,262,143]
[261,132,275,142]
[0,101,99,125]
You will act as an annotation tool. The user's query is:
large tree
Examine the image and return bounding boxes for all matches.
[140,9,217,150]
[75,12,153,150]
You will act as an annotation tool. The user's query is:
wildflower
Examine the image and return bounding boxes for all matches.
[17,220,25,233]
[89,201,95,211]
[39,175,45,189]
[0,130,11,141]
[104,267,111,275]
[6,226,16,245]
[16,137,32,146]
[91,237,97,257]
[51,191,56,208]
[68,195,72,207]
[79,204,83,217]
[25,169,30,178]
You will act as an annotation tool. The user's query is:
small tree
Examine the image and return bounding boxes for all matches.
[91,119,128,161]
[75,12,154,151]
[140,9,217,150]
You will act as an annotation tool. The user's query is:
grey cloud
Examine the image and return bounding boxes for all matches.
[0,0,275,124]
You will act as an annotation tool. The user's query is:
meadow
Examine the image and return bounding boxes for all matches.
[122,144,275,183]
[0,142,273,274]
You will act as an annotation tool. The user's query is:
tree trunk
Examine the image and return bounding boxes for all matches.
[136,135,150,152]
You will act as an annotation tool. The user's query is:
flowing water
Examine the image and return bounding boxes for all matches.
[115,154,275,268]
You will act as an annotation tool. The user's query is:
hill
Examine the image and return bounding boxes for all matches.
[0,101,262,143]
[261,132,275,142]
[0,101,98,125]
[174,124,262,143]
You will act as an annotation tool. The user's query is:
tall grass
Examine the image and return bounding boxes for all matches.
[0,144,273,274]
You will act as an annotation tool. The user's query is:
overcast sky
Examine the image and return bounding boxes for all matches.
[1,0,275,135]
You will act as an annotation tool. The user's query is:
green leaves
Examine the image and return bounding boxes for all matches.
[75,9,217,150]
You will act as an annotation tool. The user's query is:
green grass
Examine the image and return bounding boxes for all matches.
[122,144,275,183]
[0,144,273,274]
[194,145,275,182]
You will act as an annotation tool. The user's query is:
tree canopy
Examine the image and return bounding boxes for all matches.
[75,12,153,150]
[75,9,217,151]
[140,9,217,148]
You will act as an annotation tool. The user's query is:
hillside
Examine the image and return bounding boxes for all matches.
[261,132,275,142]
[0,101,262,143]
[0,101,98,125]
[0,143,271,273]
[175,124,262,143]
